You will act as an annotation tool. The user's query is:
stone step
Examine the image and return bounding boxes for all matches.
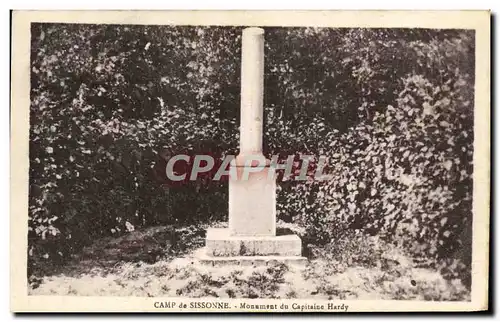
[205,228,303,257]
[194,247,307,267]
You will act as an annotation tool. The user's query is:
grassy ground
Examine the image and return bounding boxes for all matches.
[28,223,470,300]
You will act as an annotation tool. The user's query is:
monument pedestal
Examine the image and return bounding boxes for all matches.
[197,166,307,266]
[229,164,276,236]
[197,166,306,266]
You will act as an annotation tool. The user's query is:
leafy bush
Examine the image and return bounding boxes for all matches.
[278,30,474,286]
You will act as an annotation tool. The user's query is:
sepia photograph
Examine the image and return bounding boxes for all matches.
[10,10,490,312]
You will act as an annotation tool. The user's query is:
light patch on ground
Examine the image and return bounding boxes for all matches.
[28,224,470,300]
[30,247,469,300]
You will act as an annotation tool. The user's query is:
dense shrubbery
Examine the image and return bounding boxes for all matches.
[277,29,474,285]
[29,24,474,285]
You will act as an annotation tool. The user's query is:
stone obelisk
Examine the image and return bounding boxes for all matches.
[229,27,275,237]
[199,27,306,265]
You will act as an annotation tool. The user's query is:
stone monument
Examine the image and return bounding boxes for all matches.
[197,27,307,265]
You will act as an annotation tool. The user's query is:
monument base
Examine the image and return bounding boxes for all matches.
[196,228,307,266]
